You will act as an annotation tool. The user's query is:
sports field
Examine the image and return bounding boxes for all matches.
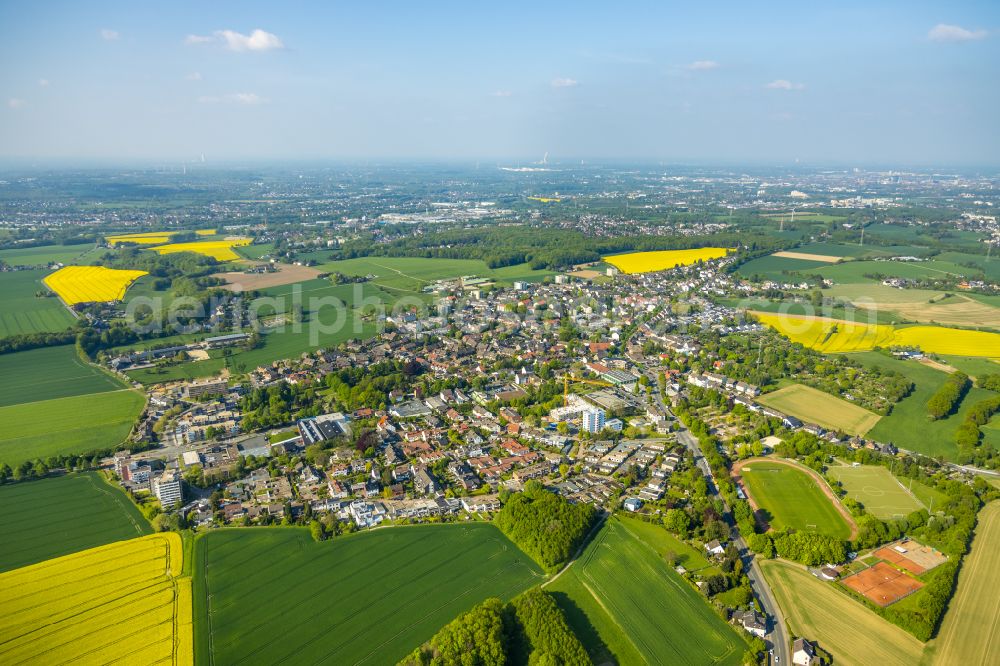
[43,265,148,304]
[603,247,729,274]
[0,533,191,665]
[0,345,144,466]
[735,459,853,539]
[547,517,745,665]
[929,502,1000,665]
[754,312,1000,357]
[857,352,999,459]
[760,560,925,666]
[826,465,924,519]
[150,238,252,261]
[194,524,543,664]
[0,269,76,336]
[757,384,881,436]
[0,472,151,572]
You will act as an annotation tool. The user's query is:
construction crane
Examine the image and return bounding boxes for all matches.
[563,374,614,406]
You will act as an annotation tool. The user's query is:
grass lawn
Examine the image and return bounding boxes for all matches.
[899,477,950,513]
[757,384,881,436]
[617,515,713,571]
[0,390,146,467]
[0,270,76,336]
[0,243,99,267]
[193,524,543,665]
[0,345,127,408]
[0,472,151,572]
[854,351,999,460]
[547,517,745,665]
[827,464,924,519]
[738,460,852,539]
[760,560,925,666]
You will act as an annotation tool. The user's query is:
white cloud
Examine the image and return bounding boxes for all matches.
[187,29,284,52]
[185,72,203,81]
[551,77,578,88]
[38,79,49,87]
[490,90,512,97]
[199,92,268,105]
[100,28,119,41]
[7,98,26,109]
[686,60,720,71]
[928,23,987,42]
[765,79,805,91]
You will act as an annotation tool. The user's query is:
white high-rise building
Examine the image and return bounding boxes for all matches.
[154,470,183,507]
[582,408,606,434]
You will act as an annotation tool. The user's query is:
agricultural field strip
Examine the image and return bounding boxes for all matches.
[0,534,183,665]
[929,502,1000,666]
[199,527,541,664]
[209,533,516,659]
[760,560,924,666]
[574,520,742,664]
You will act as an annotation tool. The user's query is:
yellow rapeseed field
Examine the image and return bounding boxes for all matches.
[604,247,730,274]
[150,237,252,261]
[0,533,191,665]
[754,312,1000,358]
[107,229,217,245]
[44,265,148,304]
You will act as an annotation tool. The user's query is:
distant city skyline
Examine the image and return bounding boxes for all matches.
[1,1,999,165]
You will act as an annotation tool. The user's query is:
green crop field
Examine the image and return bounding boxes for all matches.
[193,524,543,665]
[827,464,924,519]
[0,390,146,467]
[757,383,882,436]
[547,517,744,665]
[0,472,151,572]
[809,259,973,284]
[0,345,126,407]
[319,256,554,295]
[736,255,832,281]
[760,560,925,666]
[928,502,1000,666]
[738,460,852,539]
[0,243,99,267]
[0,270,76,336]
[617,515,714,571]
[855,352,999,460]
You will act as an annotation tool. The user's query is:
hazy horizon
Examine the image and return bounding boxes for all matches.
[2,1,999,166]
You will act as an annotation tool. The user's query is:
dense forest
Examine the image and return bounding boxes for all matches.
[401,589,590,666]
[493,482,597,573]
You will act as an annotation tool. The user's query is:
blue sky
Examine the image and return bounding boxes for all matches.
[1,1,998,165]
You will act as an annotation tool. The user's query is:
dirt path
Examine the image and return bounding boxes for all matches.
[731,456,859,540]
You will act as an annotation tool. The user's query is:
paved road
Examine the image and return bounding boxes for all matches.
[675,426,790,666]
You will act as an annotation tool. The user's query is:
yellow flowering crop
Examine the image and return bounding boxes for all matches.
[604,248,730,274]
[44,265,148,304]
[0,533,190,665]
[150,237,252,262]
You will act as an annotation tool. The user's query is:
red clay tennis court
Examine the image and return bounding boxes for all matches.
[873,539,947,575]
[842,561,923,607]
